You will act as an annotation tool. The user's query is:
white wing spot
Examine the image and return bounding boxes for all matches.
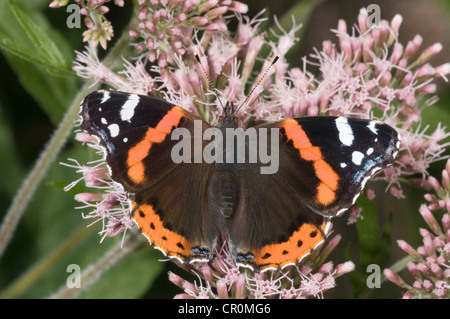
[120,94,140,122]
[335,117,354,146]
[352,151,364,166]
[101,91,111,104]
[368,121,378,135]
[366,147,374,155]
[101,117,107,124]
[108,124,120,137]
[123,137,128,143]
[340,162,347,168]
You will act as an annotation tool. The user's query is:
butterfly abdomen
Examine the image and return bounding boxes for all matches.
[207,170,240,219]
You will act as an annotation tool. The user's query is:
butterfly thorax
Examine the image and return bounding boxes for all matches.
[217,101,238,129]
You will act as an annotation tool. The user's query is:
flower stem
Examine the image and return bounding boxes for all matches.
[48,234,146,299]
[0,81,94,261]
[0,223,94,299]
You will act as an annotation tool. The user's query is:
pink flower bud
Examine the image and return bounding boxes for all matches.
[145,21,155,32]
[148,50,157,62]
[414,42,442,66]
[138,7,148,20]
[74,192,103,202]
[206,6,228,19]
[318,261,334,274]
[129,30,139,38]
[146,37,154,49]
[167,26,181,36]
[216,279,229,299]
[420,204,443,235]
[397,240,422,260]
[442,169,450,191]
[176,13,187,23]
[442,214,450,231]
[402,290,414,299]
[157,32,165,40]
[403,34,423,61]
[422,279,433,292]
[182,0,194,13]
[75,132,97,143]
[136,43,146,51]
[358,8,369,33]
[158,54,167,68]
[84,17,95,28]
[337,19,347,34]
[412,280,422,290]
[388,14,403,44]
[152,10,161,22]
[190,16,209,26]
[334,261,355,276]
[229,1,248,13]
[384,269,407,288]
[97,5,109,14]
[390,43,403,65]
[198,0,219,12]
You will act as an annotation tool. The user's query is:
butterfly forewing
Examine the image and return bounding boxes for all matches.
[80,90,219,262]
[226,116,399,270]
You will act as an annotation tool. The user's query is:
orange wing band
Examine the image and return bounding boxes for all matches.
[131,202,193,259]
[282,119,339,206]
[126,107,185,184]
[252,221,330,271]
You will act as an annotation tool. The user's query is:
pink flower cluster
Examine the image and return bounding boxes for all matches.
[168,234,354,299]
[50,0,125,49]
[129,0,248,67]
[385,159,450,299]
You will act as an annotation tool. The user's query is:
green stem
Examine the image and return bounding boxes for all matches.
[48,234,146,299]
[0,223,94,299]
[0,81,93,261]
[0,16,137,262]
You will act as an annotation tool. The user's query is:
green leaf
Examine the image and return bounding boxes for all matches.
[3,53,78,123]
[6,0,72,76]
[77,247,164,299]
[0,32,60,75]
[0,1,79,123]
[350,194,393,298]
[355,195,380,269]
[0,101,23,198]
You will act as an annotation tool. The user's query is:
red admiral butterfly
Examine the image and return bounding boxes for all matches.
[80,90,399,271]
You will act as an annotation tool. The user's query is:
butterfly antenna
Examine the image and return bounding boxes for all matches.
[234,55,279,116]
[194,52,226,110]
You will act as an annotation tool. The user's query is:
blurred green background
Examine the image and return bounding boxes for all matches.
[0,0,449,298]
